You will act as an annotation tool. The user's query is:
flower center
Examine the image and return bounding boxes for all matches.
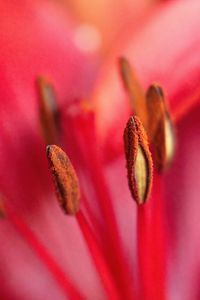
[2,57,176,299]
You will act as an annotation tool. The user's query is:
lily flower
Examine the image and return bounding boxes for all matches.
[0,1,200,300]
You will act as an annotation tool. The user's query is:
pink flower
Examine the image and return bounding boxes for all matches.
[0,1,200,300]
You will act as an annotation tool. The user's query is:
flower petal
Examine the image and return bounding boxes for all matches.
[93,0,200,160]
[164,104,200,300]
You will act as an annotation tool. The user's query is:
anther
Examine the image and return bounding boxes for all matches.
[119,57,147,129]
[37,77,60,145]
[146,84,175,172]
[46,145,80,215]
[124,116,153,204]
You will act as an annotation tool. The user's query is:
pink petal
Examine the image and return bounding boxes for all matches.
[64,0,160,53]
[164,104,200,300]
[93,0,200,159]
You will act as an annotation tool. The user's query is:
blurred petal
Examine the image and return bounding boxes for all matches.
[93,0,200,159]
[165,104,200,300]
[63,0,159,53]
[0,220,66,300]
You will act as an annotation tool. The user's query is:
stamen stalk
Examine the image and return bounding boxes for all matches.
[137,174,167,300]
[76,210,121,300]
[67,114,136,299]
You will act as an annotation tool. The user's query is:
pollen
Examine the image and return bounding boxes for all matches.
[46,145,80,215]
[124,116,153,204]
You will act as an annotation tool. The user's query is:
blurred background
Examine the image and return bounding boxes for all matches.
[55,0,162,56]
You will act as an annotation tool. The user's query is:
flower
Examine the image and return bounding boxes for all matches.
[0,1,200,300]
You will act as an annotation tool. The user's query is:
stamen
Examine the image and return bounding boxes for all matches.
[37,77,60,144]
[124,116,153,204]
[119,57,147,129]
[146,84,175,172]
[76,210,121,300]
[137,175,167,300]
[45,141,124,298]
[67,114,136,298]
[46,145,80,215]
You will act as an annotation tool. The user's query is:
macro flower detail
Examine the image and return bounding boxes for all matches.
[119,57,175,173]
[1,0,200,299]
[39,53,172,300]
